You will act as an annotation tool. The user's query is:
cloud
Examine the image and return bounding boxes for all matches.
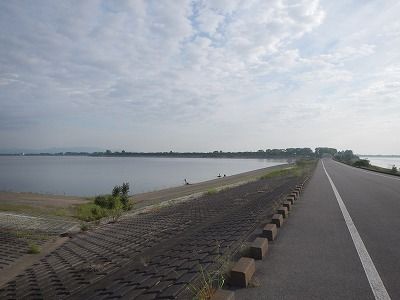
[0,0,399,153]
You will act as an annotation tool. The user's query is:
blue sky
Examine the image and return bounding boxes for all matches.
[0,0,399,154]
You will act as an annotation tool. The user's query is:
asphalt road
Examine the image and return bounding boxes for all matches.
[236,158,400,300]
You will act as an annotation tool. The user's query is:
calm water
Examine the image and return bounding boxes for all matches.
[0,156,287,196]
[360,156,400,169]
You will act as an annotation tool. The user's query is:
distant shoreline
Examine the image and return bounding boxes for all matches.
[359,155,400,157]
[0,148,314,159]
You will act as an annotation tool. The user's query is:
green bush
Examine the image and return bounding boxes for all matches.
[94,195,109,208]
[28,243,40,254]
[353,159,370,167]
[76,182,132,222]
[112,182,131,211]
[94,195,121,210]
[76,203,107,222]
[80,222,89,231]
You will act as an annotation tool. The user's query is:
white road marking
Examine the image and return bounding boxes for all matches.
[322,161,391,300]
[333,160,400,181]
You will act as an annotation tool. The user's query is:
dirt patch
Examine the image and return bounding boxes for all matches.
[0,192,88,208]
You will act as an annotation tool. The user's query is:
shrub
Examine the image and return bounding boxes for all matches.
[391,165,398,174]
[109,198,123,223]
[28,243,40,254]
[112,185,122,197]
[353,159,370,168]
[94,195,109,208]
[94,195,121,210]
[76,203,107,222]
[80,223,89,231]
[112,182,131,211]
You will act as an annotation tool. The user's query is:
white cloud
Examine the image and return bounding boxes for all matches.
[0,0,399,153]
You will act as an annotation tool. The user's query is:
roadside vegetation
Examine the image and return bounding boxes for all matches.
[260,159,316,180]
[75,182,133,222]
[27,242,41,254]
[206,188,218,195]
[333,150,399,176]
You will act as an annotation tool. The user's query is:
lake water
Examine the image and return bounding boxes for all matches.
[0,156,287,196]
[360,156,400,169]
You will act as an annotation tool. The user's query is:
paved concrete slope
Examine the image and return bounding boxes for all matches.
[237,159,400,299]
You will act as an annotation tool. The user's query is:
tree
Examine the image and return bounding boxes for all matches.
[315,147,337,157]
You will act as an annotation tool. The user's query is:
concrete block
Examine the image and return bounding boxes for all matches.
[277,206,288,218]
[230,257,256,288]
[283,201,292,211]
[211,289,235,300]
[262,223,277,241]
[286,196,295,204]
[249,237,269,260]
[271,213,284,227]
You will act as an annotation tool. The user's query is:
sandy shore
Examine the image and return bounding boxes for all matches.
[0,191,88,208]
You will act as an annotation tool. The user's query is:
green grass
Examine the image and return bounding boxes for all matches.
[206,188,218,195]
[27,243,41,254]
[75,203,108,222]
[260,159,316,180]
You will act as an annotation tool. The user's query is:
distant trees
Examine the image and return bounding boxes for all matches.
[315,147,337,158]
[90,148,315,159]
[335,150,359,162]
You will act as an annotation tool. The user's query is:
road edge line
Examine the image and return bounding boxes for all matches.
[322,160,391,300]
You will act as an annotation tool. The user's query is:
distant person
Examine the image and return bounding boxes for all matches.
[184,179,190,185]
[223,174,226,177]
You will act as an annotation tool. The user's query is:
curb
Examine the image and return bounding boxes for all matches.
[218,175,311,294]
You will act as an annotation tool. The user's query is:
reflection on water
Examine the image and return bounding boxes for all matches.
[0,156,287,196]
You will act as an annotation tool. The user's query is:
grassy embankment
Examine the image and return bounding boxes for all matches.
[335,158,399,177]
[260,159,316,179]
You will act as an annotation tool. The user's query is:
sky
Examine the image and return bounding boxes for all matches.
[0,0,399,154]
